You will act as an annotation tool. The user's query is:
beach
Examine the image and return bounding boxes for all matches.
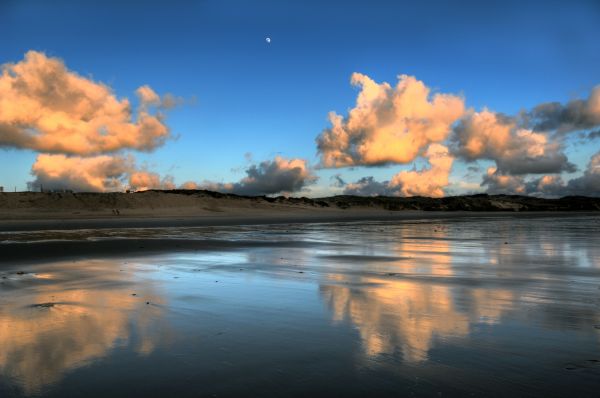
[1,213,600,397]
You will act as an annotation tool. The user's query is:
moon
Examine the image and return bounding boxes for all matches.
[266,37,271,43]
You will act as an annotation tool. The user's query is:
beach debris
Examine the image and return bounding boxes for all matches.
[33,302,54,308]
[594,324,600,329]
[15,271,27,275]
[504,242,508,244]
[298,271,304,273]
[132,293,137,296]
[564,359,600,371]
[146,301,150,305]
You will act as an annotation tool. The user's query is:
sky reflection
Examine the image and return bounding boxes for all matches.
[1,215,599,396]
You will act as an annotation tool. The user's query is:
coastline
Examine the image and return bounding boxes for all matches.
[1,210,598,265]
[1,209,596,232]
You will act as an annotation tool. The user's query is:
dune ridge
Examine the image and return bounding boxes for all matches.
[1,190,599,222]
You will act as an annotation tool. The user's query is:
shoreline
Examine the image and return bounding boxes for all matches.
[1,211,598,266]
[1,209,597,232]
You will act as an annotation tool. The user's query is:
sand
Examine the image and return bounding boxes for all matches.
[1,215,600,397]
[2,190,597,232]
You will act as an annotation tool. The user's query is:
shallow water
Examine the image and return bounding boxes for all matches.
[1,215,600,397]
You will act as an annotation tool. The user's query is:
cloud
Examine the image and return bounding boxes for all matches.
[330,174,346,188]
[129,171,175,191]
[28,154,134,192]
[481,168,568,197]
[528,86,600,134]
[481,167,526,195]
[179,181,199,190]
[199,156,317,196]
[343,176,395,196]
[27,154,175,192]
[0,51,172,155]
[342,144,454,197]
[481,151,600,197]
[316,73,465,168]
[525,175,569,197]
[388,143,453,197]
[452,109,576,175]
[582,129,600,141]
[565,151,600,196]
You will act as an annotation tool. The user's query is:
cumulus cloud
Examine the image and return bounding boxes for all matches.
[198,156,317,196]
[28,154,134,192]
[343,176,395,196]
[129,170,175,191]
[27,154,175,192]
[342,144,453,197]
[566,151,600,196]
[481,151,600,197]
[481,167,526,195]
[314,71,595,198]
[388,143,453,197]
[452,110,575,175]
[179,181,199,190]
[0,51,172,155]
[482,168,570,197]
[316,73,464,167]
[526,175,569,197]
[528,86,600,134]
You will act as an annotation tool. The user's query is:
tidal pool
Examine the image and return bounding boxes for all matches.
[1,215,599,397]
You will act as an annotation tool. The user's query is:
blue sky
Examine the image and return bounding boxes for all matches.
[1,0,599,195]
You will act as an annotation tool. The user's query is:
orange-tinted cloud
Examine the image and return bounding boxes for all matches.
[481,151,600,197]
[481,167,526,195]
[316,73,465,167]
[129,171,175,192]
[28,154,175,192]
[452,110,575,175]
[343,144,453,197]
[0,51,171,155]
[28,154,133,192]
[389,144,453,197]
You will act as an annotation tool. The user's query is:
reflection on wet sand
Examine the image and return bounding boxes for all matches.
[0,260,167,395]
[1,215,599,396]
[317,222,600,363]
[320,228,513,362]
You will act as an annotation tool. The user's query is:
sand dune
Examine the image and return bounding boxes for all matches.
[0,190,598,229]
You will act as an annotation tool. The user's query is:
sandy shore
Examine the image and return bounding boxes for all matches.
[2,215,600,397]
[2,190,599,232]
[1,209,593,232]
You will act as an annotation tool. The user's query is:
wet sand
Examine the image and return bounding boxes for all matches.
[1,210,592,232]
[1,214,600,397]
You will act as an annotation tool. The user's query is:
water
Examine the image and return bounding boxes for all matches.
[1,215,599,397]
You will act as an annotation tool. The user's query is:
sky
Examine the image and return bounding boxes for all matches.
[1,0,599,197]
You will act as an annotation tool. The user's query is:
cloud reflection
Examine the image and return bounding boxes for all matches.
[0,260,167,395]
[320,226,515,363]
